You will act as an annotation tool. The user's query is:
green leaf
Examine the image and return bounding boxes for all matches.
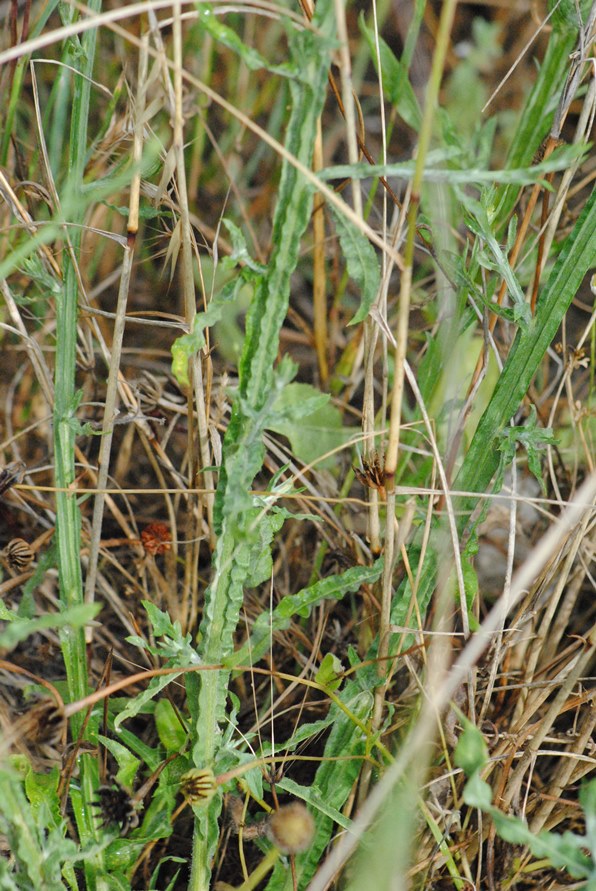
[24,767,61,829]
[190,1,337,883]
[275,777,353,832]
[319,143,587,186]
[109,721,163,774]
[495,405,556,494]
[463,771,595,880]
[359,14,421,131]
[97,735,141,789]
[266,689,372,889]
[328,203,381,326]
[196,4,297,78]
[315,653,344,692]
[223,219,267,274]
[454,720,488,777]
[581,778,596,858]
[495,30,577,224]
[114,673,184,733]
[137,600,200,663]
[259,714,337,757]
[0,601,16,621]
[462,771,493,811]
[454,184,596,520]
[461,188,531,329]
[155,699,188,754]
[267,382,348,467]
[548,0,592,33]
[230,560,383,668]
[0,603,101,653]
[243,505,286,588]
[171,302,227,388]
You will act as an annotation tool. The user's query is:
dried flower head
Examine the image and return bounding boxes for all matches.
[0,462,25,497]
[266,803,315,855]
[354,452,385,494]
[2,538,34,571]
[141,522,172,555]
[93,783,139,836]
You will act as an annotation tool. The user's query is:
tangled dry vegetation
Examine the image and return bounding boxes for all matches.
[0,0,595,889]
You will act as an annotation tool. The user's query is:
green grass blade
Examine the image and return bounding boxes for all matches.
[51,4,103,886]
[454,184,596,516]
[494,27,577,224]
[0,1,60,166]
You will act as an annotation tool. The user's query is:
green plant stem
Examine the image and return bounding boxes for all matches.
[188,5,334,887]
[53,2,102,885]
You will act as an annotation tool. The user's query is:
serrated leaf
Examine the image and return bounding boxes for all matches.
[230,560,383,667]
[328,204,381,326]
[223,219,266,274]
[243,505,286,588]
[190,2,337,882]
[495,405,556,494]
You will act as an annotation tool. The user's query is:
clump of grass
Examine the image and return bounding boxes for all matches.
[0,1,594,889]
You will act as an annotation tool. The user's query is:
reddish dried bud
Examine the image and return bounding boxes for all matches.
[141,522,171,555]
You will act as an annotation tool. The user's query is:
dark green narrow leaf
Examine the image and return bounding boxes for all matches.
[196,4,297,78]
[454,185,596,519]
[494,27,577,224]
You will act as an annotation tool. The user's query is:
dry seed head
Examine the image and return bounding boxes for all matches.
[2,538,34,571]
[354,452,385,493]
[0,462,25,497]
[266,803,315,855]
[141,522,172,555]
[94,783,139,836]
[181,768,217,805]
